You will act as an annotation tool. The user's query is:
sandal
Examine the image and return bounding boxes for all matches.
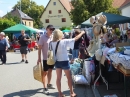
[71,94,77,97]
[62,95,66,97]
[59,94,66,97]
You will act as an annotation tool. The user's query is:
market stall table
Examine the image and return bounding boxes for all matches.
[113,64,130,97]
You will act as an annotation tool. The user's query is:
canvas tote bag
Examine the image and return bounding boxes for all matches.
[47,41,60,65]
[33,62,43,83]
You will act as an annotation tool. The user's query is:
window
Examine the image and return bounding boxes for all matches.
[53,2,56,5]
[62,18,66,22]
[29,22,31,26]
[49,10,52,14]
[129,23,130,28]
[25,21,26,25]
[45,19,49,23]
[58,10,61,13]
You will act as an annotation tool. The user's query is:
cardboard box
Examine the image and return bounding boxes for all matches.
[118,65,130,75]
[116,42,130,48]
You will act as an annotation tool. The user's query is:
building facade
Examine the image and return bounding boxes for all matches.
[113,0,130,30]
[3,8,34,28]
[40,0,72,28]
[120,1,130,29]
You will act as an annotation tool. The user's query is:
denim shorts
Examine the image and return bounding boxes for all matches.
[55,61,70,70]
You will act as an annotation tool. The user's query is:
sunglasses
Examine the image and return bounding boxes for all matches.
[49,28,54,31]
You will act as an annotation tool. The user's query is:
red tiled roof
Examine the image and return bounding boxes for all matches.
[112,0,126,8]
[59,0,72,13]
[120,0,130,8]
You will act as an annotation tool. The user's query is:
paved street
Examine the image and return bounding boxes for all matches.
[0,51,94,97]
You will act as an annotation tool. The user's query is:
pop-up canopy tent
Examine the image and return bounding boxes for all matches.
[81,12,130,28]
[62,29,71,33]
[3,24,36,36]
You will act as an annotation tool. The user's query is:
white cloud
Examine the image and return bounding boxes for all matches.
[0,10,4,17]
[0,0,13,4]
[8,5,13,11]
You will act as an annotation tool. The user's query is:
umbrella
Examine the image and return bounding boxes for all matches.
[62,29,71,33]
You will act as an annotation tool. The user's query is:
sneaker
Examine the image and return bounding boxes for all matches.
[0,63,3,65]
[47,84,55,89]
[25,60,28,63]
[21,59,24,62]
[43,88,49,95]
[0,63,5,65]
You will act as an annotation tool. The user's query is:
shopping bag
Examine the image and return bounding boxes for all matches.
[47,50,56,65]
[73,75,88,84]
[33,63,43,83]
[83,60,91,85]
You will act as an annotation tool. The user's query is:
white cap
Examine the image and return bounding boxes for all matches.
[0,32,5,36]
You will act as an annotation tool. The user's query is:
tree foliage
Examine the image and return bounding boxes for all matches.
[0,18,16,32]
[5,13,20,24]
[71,0,120,25]
[13,0,44,28]
[71,0,89,25]
[105,7,120,14]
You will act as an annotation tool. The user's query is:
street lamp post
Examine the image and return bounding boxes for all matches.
[20,0,22,24]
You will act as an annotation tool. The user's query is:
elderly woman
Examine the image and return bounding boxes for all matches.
[51,29,85,97]
[0,32,8,65]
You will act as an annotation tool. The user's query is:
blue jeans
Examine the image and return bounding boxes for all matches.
[55,61,70,70]
[72,49,79,59]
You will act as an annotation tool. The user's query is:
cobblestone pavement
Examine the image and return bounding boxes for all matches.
[0,51,94,97]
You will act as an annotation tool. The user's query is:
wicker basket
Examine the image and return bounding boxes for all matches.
[33,63,43,83]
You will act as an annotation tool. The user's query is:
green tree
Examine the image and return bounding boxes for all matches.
[13,0,44,28]
[0,18,16,32]
[105,7,121,14]
[71,0,120,25]
[5,13,20,24]
[71,0,89,25]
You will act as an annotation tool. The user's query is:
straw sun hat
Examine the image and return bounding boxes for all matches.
[90,15,107,36]
[90,16,98,25]
[98,15,107,25]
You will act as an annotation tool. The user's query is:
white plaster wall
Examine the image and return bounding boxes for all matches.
[121,5,130,17]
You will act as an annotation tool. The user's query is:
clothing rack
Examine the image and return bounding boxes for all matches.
[94,59,108,90]
[94,38,108,90]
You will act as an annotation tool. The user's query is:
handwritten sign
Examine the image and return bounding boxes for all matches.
[48,15,63,18]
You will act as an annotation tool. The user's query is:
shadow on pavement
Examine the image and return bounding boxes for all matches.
[49,84,88,97]
[3,88,43,97]
[3,85,90,97]
[49,90,69,97]
[6,62,22,65]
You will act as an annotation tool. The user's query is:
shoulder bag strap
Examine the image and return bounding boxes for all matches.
[55,41,60,55]
[49,41,52,50]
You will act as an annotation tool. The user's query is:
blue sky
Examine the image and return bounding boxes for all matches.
[0,0,49,17]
